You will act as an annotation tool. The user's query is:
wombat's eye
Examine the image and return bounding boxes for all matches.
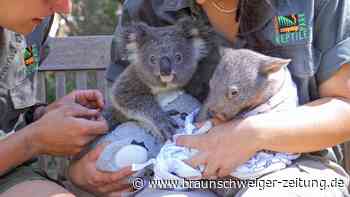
[149,55,157,65]
[175,53,183,63]
[227,86,239,99]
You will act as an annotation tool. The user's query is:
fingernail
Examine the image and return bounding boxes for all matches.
[88,109,98,113]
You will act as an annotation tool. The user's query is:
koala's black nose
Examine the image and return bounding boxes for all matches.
[159,56,172,76]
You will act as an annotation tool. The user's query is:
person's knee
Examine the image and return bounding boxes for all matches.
[0,180,76,197]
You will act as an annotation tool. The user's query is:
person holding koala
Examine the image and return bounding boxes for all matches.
[104,0,350,196]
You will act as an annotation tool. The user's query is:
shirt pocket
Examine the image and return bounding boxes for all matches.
[9,43,41,110]
[239,10,319,78]
[9,73,39,109]
[0,90,22,132]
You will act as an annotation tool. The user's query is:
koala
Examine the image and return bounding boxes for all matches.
[197,48,292,122]
[109,18,211,141]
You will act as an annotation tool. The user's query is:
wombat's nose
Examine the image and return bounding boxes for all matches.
[159,56,172,76]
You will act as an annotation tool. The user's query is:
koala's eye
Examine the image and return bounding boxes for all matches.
[149,55,157,65]
[175,53,183,64]
[227,86,239,99]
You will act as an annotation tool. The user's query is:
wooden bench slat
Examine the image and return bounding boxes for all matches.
[39,64,106,72]
[58,157,69,181]
[97,71,107,102]
[40,36,112,72]
[76,71,88,90]
[55,72,66,98]
[37,72,46,103]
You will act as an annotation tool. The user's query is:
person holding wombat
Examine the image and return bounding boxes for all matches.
[0,1,134,196]
[102,0,350,196]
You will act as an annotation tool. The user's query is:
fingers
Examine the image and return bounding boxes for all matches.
[92,166,134,187]
[76,117,108,135]
[196,0,207,5]
[88,143,110,161]
[202,161,220,179]
[185,153,223,179]
[64,104,100,118]
[211,118,225,126]
[185,152,208,169]
[106,187,134,197]
[176,134,205,149]
[110,166,133,182]
[98,178,130,195]
[195,121,205,128]
[217,167,232,178]
[91,167,134,195]
[74,90,105,109]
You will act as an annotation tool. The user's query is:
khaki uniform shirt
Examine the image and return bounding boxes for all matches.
[0,17,52,134]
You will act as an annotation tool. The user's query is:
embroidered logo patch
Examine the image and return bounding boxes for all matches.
[274,13,309,45]
[276,14,299,33]
[23,45,39,76]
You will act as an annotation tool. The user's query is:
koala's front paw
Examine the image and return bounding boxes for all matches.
[155,116,179,141]
[196,107,210,122]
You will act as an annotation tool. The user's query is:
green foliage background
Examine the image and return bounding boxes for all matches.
[59,0,121,36]
[46,0,121,103]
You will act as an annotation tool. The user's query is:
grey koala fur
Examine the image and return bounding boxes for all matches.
[108,18,212,141]
[197,48,291,122]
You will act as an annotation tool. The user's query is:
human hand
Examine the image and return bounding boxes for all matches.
[28,104,108,156]
[177,119,261,178]
[47,90,105,112]
[195,117,225,128]
[196,0,207,5]
[68,143,134,197]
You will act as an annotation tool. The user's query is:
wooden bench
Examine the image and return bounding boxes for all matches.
[37,35,350,192]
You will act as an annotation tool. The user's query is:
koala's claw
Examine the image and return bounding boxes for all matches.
[166,109,180,117]
[156,116,178,141]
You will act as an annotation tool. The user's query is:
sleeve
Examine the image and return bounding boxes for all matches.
[315,0,350,84]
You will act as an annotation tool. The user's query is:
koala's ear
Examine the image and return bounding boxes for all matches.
[177,17,200,38]
[260,58,291,75]
[126,22,150,43]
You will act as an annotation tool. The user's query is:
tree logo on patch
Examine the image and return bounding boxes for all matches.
[274,13,309,45]
[23,45,39,76]
[24,46,36,66]
[275,14,299,33]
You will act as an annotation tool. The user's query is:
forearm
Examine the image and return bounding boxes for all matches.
[247,97,350,153]
[0,125,39,175]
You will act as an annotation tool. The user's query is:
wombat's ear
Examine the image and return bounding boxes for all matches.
[260,58,291,75]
